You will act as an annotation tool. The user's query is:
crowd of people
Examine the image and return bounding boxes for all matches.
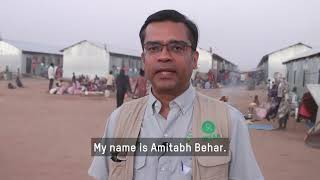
[192,69,219,89]
[247,77,299,130]
[192,69,241,89]
[7,76,24,89]
[48,73,106,96]
[5,67,25,89]
[47,64,148,107]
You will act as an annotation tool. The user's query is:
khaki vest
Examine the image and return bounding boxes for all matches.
[107,92,231,180]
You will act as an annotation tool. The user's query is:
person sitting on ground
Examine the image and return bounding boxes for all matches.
[248,95,260,114]
[8,82,16,89]
[220,95,228,102]
[56,81,70,95]
[93,75,100,86]
[16,76,24,88]
[57,79,66,87]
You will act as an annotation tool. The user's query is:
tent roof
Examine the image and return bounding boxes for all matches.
[307,84,320,106]
[305,84,320,149]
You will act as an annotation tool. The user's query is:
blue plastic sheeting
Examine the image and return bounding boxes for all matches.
[248,124,274,130]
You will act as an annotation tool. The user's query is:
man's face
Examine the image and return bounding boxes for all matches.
[141,21,198,94]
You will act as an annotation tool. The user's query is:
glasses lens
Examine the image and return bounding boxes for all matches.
[145,43,162,53]
[168,42,186,53]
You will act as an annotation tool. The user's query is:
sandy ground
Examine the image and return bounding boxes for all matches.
[0,78,319,180]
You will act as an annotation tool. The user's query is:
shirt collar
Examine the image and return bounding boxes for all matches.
[147,84,196,115]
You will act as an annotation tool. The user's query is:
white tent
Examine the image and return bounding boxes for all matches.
[0,39,62,74]
[61,40,141,78]
[61,40,109,78]
[191,48,213,81]
[305,84,320,149]
[196,48,212,73]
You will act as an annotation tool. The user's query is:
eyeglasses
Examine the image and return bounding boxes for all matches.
[143,40,193,55]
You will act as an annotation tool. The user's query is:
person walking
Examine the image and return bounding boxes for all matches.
[47,63,55,91]
[115,69,131,107]
[106,70,115,91]
[277,96,290,130]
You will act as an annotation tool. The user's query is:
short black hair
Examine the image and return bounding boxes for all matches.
[139,9,198,50]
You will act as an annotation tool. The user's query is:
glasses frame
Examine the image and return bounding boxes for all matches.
[143,40,193,56]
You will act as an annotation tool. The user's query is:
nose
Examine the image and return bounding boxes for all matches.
[157,45,172,62]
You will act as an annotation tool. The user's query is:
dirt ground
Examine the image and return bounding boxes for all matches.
[0,78,319,180]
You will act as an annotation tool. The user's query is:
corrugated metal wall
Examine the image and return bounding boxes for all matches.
[286,55,320,98]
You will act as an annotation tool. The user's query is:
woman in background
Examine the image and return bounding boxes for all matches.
[133,69,147,98]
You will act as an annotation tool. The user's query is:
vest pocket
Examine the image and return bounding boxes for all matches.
[108,159,126,180]
[196,156,230,180]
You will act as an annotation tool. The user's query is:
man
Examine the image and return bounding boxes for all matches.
[277,96,290,130]
[89,10,263,180]
[115,69,131,107]
[72,72,76,85]
[106,71,115,91]
[32,59,37,75]
[47,63,55,91]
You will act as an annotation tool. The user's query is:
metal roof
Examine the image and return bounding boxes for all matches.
[2,39,62,55]
[60,40,141,58]
[257,42,311,67]
[211,52,237,67]
[266,42,311,56]
[283,49,320,64]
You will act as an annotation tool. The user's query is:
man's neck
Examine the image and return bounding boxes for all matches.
[151,84,189,119]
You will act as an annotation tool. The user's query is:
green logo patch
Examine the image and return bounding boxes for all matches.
[202,120,216,134]
[201,120,221,141]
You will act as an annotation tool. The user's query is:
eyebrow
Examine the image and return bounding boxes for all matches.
[144,40,190,45]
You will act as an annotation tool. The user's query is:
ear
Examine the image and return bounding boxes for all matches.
[192,50,199,70]
[141,52,145,64]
